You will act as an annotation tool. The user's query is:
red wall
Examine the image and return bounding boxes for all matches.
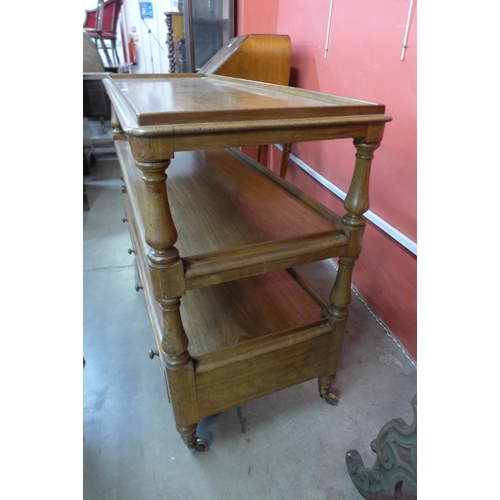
[236,0,417,361]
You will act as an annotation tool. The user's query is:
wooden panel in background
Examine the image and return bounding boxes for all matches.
[199,34,292,86]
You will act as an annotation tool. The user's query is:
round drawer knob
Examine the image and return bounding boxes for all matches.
[128,248,136,254]
[122,217,128,223]
[148,349,159,359]
[135,284,143,291]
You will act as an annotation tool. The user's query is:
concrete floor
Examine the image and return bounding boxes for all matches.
[83,126,417,500]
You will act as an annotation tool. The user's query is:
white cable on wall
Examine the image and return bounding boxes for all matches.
[324,0,334,58]
[274,144,417,256]
[400,0,415,61]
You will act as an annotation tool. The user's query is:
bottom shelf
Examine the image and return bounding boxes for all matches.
[182,268,328,359]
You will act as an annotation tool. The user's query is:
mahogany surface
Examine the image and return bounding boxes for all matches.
[104,73,391,450]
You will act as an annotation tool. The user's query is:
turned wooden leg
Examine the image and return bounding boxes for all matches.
[257,145,263,162]
[157,294,207,450]
[177,424,209,451]
[279,143,293,178]
[319,139,380,405]
[136,159,208,451]
[320,255,354,405]
[177,423,197,448]
[318,375,339,405]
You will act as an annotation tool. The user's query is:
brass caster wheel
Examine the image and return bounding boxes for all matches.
[321,392,339,406]
[190,437,209,452]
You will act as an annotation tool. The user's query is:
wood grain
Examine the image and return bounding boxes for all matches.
[106,74,391,448]
[194,322,332,417]
[199,34,292,87]
[117,140,333,359]
[105,73,386,127]
[117,140,347,289]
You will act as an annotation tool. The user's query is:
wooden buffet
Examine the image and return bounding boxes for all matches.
[103,73,391,451]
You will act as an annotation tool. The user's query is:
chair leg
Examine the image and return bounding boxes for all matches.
[279,143,293,178]
[110,38,120,66]
[98,35,113,66]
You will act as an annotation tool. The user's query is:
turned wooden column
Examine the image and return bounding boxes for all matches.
[165,11,183,73]
[135,158,200,448]
[165,12,176,73]
[319,139,380,404]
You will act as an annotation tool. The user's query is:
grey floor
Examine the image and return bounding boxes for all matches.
[83,122,417,500]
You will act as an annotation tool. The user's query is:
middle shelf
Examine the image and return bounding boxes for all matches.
[124,187,332,360]
[117,140,348,290]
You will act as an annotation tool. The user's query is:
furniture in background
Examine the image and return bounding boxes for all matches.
[164,11,184,73]
[83,30,111,134]
[83,116,93,201]
[103,72,391,451]
[83,30,131,132]
[198,34,291,85]
[83,32,122,203]
[198,34,293,177]
[84,0,123,67]
[164,0,234,73]
[83,5,99,33]
[83,30,107,73]
[346,395,417,499]
[83,30,107,182]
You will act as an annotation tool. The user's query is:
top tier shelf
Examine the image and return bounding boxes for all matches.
[105,73,386,126]
[103,74,391,157]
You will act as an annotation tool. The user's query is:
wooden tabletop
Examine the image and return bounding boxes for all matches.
[104,73,391,158]
[104,73,387,126]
